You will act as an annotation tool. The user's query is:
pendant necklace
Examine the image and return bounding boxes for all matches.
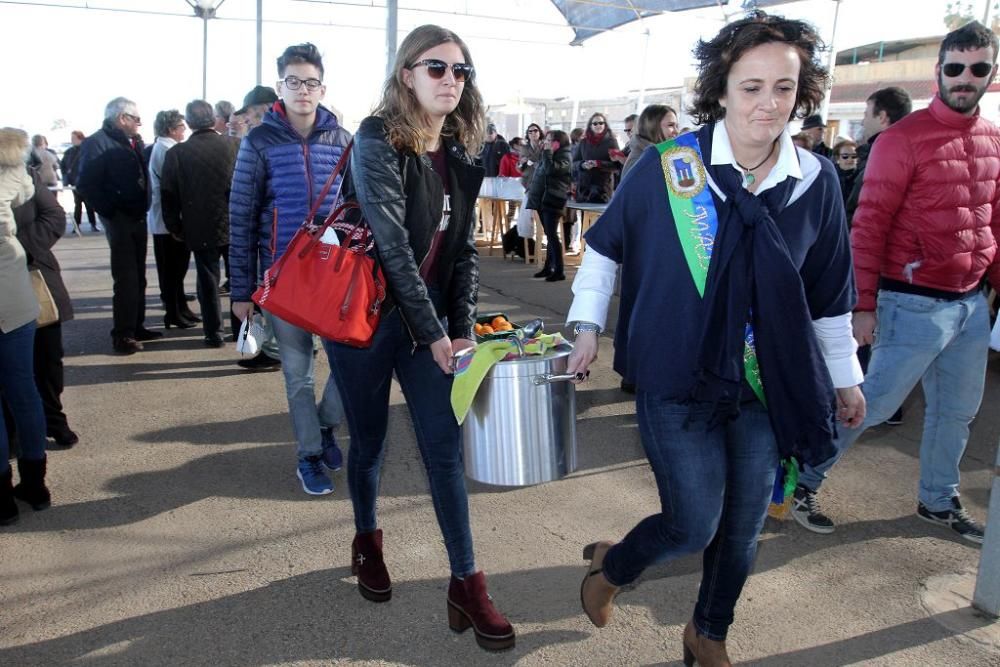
[735,138,778,187]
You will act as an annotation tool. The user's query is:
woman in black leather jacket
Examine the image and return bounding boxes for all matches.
[326,25,515,652]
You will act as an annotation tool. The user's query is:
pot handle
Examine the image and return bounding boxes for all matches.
[532,373,578,385]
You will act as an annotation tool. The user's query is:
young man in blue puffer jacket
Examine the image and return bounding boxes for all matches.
[229,43,351,496]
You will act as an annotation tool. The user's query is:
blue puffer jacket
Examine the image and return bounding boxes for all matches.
[228,102,352,303]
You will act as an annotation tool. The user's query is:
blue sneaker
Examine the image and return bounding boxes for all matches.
[297,455,334,495]
[321,427,343,472]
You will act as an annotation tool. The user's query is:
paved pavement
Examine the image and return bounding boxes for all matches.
[1,225,998,666]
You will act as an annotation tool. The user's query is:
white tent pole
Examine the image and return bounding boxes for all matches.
[821,0,842,119]
[637,25,650,114]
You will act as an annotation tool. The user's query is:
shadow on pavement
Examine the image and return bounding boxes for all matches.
[0,568,589,666]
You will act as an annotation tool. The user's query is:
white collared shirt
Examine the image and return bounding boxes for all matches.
[566,123,863,388]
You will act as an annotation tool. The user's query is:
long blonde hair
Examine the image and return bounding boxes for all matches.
[373,25,485,156]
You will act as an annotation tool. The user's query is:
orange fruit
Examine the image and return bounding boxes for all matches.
[481,325,495,335]
[497,322,513,331]
[473,323,484,335]
[491,316,508,329]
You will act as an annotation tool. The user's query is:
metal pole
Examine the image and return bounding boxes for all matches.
[636,27,650,114]
[819,0,841,118]
[256,0,263,85]
[202,15,209,99]
[972,440,1000,617]
[385,0,398,80]
[983,0,991,24]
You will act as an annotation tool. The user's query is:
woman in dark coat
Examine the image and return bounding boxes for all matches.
[527,129,572,282]
[14,169,77,446]
[573,112,620,203]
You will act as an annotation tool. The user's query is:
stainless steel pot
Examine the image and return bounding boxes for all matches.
[461,346,577,486]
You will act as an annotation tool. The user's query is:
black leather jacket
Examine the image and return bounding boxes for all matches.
[345,116,484,346]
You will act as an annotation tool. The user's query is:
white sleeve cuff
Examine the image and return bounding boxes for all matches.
[566,248,618,330]
[812,313,864,388]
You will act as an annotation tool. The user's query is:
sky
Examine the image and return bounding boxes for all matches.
[0,0,978,144]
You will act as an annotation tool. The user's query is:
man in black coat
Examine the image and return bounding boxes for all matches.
[160,100,240,347]
[477,123,509,176]
[801,114,831,158]
[76,96,159,354]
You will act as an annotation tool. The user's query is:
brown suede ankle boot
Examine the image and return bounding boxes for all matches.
[682,620,732,666]
[580,541,619,627]
[1,466,18,526]
[12,457,50,511]
[447,571,515,651]
[351,529,391,602]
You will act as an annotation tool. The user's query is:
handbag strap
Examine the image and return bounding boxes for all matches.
[304,140,354,226]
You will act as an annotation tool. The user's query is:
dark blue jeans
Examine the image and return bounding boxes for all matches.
[602,394,778,641]
[324,307,475,577]
[0,321,48,471]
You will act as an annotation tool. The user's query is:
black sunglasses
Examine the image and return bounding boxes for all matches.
[591,120,606,127]
[838,153,857,159]
[942,61,993,78]
[410,59,474,83]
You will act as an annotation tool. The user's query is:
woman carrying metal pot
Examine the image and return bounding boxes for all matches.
[565,12,866,665]
[326,24,514,652]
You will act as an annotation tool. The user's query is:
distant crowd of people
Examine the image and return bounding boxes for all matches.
[2,12,999,666]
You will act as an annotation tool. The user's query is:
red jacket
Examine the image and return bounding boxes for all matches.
[498,152,522,178]
[851,95,1000,310]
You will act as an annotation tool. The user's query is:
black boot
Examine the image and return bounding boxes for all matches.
[13,458,51,511]
[1,467,18,526]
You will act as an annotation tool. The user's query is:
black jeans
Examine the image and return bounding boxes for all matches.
[152,233,190,321]
[101,213,148,339]
[192,246,224,341]
[540,208,564,276]
[72,190,96,228]
[33,322,70,435]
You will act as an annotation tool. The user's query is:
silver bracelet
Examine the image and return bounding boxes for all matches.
[573,321,601,336]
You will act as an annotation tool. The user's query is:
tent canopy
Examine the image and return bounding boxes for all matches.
[548,0,801,45]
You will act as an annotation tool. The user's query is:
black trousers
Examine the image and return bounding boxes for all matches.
[34,323,70,436]
[193,246,224,340]
[101,213,148,339]
[540,208,564,276]
[153,233,191,322]
[72,190,96,228]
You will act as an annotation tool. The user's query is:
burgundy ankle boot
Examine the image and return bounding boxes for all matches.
[1,467,18,526]
[351,529,391,602]
[12,457,50,511]
[447,571,515,651]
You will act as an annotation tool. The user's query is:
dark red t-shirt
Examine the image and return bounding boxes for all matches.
[419,147,451,286]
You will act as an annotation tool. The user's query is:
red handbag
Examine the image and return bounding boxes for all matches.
[252,142,386,348]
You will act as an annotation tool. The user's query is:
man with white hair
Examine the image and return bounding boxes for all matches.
[77,96,160,354]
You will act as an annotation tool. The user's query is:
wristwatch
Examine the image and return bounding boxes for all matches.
[573,321,601,337]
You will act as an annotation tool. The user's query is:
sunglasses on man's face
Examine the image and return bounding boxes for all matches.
[942,61,993,78]
[410,59,474,83]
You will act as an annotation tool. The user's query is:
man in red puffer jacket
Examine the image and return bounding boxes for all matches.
[792,21,1000,545]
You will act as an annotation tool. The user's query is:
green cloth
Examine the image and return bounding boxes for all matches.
[451,333,569,424]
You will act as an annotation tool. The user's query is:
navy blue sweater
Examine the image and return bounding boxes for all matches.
[585,144,855,397]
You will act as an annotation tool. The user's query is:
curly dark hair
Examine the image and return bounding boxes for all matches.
[689,11,829,125]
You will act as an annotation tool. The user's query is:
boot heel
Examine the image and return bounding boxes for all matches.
[583,542,598,560]
[447,601,471,633]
